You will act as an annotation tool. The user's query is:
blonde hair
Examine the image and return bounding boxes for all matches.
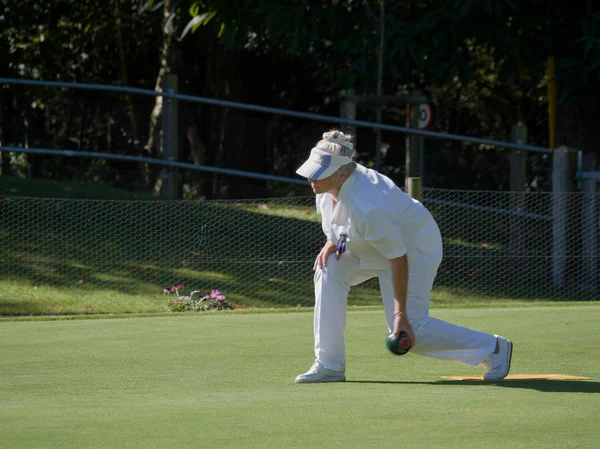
[315,130,357,177]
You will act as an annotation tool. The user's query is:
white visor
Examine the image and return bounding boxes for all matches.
[296,148,353,180]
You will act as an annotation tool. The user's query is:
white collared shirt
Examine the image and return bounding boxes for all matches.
[316,164,440,270]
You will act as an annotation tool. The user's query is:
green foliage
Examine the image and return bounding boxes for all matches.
[2,0,599,197]
[173,0,600,95]
[164,286,234,312]
[1,0,163,189]
[180,9,217,38]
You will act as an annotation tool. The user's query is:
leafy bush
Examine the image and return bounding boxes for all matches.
[164,286,234,312]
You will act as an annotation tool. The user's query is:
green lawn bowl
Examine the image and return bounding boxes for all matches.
[386,331,412,355]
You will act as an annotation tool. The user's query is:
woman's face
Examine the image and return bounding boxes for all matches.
[308,170,346,195]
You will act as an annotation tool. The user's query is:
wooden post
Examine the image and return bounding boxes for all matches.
[552,145,572,288]
[409,105,421,177]
[509,125,527,273]
[162,73,179,200]
[405,94,421,189]
[407,177,422,202]
[419,135,425,180]
[581,153,597,292]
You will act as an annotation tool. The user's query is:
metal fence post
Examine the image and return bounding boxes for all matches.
[552,145,572,288]
[581,153,597,292]
[162,74,179,200]
[509,125,527,274]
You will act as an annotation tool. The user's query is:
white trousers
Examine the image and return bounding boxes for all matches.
[313,247,496,373]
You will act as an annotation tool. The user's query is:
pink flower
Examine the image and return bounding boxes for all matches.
[210,289,226,301]
[173,301,179,306]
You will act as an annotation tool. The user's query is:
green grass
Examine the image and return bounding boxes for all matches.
[1,179,596,317]
[1,306,599,449]
[0,193,329,313]
[2,277,593,317]
[232,200,321,222]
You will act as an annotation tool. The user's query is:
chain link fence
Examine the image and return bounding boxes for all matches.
[426,189,598,301]
[1,189,598,315]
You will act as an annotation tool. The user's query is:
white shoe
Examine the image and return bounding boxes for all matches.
[295,361,346,384]
[483,335,513,381]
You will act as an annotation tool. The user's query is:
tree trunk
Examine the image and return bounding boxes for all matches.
[113,0,143,183]
[148,0,178,196]
[556,99,600,155]
[211,105,229,197]
[23,99,33,178]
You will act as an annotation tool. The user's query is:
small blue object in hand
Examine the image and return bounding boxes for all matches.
[336,233,347,255]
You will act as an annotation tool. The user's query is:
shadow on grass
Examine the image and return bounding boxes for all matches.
[0,197,322,313]
[345,379,600,393]
[1,195,596,316]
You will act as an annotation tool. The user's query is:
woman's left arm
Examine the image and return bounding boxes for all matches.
[358,209,414,342]
[389,255,415,344]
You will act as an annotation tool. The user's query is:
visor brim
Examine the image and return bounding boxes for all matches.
[296,160,340,180]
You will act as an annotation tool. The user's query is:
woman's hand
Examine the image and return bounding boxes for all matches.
[391,313,416,348]
[313,239,339,270]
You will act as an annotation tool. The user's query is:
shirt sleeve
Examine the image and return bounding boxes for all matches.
[359,208,407,259]
[315,194,323,215]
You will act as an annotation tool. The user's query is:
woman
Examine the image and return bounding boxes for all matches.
[294,130,513,383]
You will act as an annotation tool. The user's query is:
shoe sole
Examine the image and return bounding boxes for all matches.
[484,339,513,381]
[295,377,346,384]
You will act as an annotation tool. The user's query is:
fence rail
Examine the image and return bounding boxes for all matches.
[0,145,307,186]
[1,77,556,202]
[0,77,552,153]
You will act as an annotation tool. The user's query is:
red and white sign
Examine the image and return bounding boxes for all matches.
[409,103,434,130]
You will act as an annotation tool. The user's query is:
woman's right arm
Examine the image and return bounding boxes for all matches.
[313,239,338,270]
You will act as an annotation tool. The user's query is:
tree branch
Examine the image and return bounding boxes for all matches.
[362,0,380,27]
